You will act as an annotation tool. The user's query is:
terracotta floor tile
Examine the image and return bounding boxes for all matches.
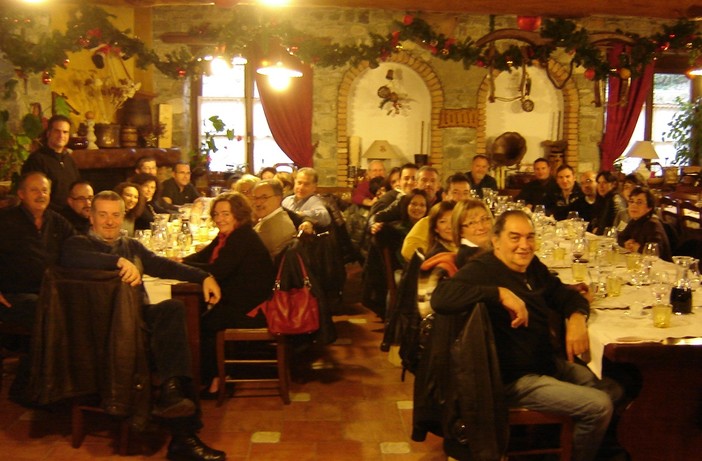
[0,264,452,461]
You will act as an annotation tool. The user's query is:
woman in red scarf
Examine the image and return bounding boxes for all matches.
[183,192,274,396]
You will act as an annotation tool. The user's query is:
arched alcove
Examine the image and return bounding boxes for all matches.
[476,60,580,169]
[337,52,444,184]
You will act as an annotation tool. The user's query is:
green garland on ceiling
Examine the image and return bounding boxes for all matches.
[1,3,701,85]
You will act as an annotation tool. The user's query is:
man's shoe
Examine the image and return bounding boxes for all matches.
[167,434,226,461]
[152,377,196,419]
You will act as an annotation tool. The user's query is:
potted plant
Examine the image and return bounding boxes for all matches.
[0,110,43,192]
[190,115,234,177]
[665,97,702,166]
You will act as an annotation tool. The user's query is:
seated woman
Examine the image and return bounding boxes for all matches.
[232,174,260,198]
[182,192,275,396]
[617,186,672,261]
[424,201,458,258]
[113,182,144,237]
[371,189,429,264]
[614,172,646,230]
[452,198,494,269]
[589,171,626,235]
[131,173,178,231]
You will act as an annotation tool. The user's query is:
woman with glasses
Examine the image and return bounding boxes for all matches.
[452,199,494,268]
[614,172,646,230]
[617,187,672,261]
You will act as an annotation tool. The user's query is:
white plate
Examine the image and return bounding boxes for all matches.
[615,336,659,344]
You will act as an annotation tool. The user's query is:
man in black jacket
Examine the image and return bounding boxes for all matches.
[432,210,617,461]
[61,191,225,461]
[59,179,93,234]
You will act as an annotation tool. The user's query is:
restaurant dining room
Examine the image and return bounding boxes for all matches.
[1,0,702,461]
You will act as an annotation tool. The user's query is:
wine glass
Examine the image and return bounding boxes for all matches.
[603,227,618,241]
[642,242,660,264]
[567,210,580,220]
[572,238,587,262]
[534,204,546,216]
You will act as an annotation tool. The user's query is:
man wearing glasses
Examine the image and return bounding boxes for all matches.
[60,180,94,234]
[251,179,297,260]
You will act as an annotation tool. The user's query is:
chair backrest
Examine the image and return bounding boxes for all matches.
[658,195,680,227]
[680,200,702,231]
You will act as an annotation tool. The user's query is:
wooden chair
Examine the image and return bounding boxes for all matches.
[72,400,131,456]
[659,195,680,227]
[216,328,290,406]
[0,321,31,392]
[506,407,574,460]
[679,199,702,240]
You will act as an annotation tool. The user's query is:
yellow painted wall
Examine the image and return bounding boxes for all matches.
[49,4,148,126]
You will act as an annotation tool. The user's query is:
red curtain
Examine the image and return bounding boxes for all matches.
[255,62,314,168]
[600,44,655,170]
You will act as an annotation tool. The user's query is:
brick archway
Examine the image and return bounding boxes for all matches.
[476,60,580,168]
[336,52,445,184]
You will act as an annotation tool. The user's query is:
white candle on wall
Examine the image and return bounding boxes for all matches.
[349,136,360,167]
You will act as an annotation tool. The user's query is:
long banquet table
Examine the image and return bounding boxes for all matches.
[549,243,702,461]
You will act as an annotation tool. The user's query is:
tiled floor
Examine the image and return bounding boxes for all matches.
[0,263,448,460]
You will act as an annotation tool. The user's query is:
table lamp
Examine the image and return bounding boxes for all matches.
[625,141,659,176]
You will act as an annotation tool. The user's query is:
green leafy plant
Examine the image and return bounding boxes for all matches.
[189,115,234,175]
[0,110,43,185]
[665,97,702,166]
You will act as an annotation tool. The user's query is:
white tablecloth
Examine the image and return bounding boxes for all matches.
[548,242,702,378]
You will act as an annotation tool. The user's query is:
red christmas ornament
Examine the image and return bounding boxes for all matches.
[584,68,596,80]
[659,42,670,52]
[86,28,102,39]
[403,15,414,26]
[41,72,51,85]
[177,68,187,78]
[516,16,542,32]
[476,59,486,68]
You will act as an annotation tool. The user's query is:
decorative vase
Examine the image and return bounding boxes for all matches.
[120,125,138,148]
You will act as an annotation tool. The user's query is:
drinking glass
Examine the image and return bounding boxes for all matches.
[603,227,618,241]
[642,242,660,263]
[567,211,580,220]
[533,204,546,216]
[650,271,672,304]
[572,238,587,262]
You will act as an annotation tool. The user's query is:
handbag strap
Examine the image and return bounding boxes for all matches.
[273,252,312,289]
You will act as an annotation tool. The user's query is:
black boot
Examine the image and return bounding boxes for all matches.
[167,433,226,461]
[152,377,196,419]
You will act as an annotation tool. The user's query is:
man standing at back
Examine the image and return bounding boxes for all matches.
[21,115,80,211]
[282,167,331,234]
[161,162,201,205]
[252,179,297,260]
[466,154,498,198]
[515,157,557,210]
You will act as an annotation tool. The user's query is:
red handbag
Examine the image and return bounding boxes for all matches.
[250,252,320,335]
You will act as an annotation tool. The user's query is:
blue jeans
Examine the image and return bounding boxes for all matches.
[504,360,615,461]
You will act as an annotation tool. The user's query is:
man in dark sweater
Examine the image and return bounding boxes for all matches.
[21,115,80,211]
[0,172,75,329]
[59,179,93,234]
[432,210,617,461]
[465,154,498,198]
[61,191,225,461]
[515,157,558,210]
[161,161,201,206]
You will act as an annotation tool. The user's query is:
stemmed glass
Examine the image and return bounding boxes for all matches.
[651,271,673,304]
[642,242,660,264]
[572,238,587,262]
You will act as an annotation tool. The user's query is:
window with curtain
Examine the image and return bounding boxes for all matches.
[199,61,292,173]
[619,73,690,173]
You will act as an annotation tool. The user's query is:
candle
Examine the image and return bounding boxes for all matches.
[349,136,360,167]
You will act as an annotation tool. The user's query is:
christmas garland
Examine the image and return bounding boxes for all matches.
[1,3,701,84]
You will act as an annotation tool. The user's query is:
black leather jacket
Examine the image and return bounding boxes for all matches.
[27,267,151,429]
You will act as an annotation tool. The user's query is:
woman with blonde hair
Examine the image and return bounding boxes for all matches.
[452,199,494,268]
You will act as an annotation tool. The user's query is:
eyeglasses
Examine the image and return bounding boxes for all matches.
[251,194,275,202]
[70,195,93,202]
[462,216,492,228]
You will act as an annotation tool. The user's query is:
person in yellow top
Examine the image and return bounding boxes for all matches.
[401,173,471,261]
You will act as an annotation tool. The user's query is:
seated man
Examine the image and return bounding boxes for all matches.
[547,164,584,220]
[0,172,75,330]
[161,161,201,205]
[432,210,618,461]
[282,167,331,234]
[515,157,558,210]
[352,159,386,207]
[465,154,498,198]
[252,179,297,261]
[60,179,94,234]
[61,191,225,461]
[133,155,158,177]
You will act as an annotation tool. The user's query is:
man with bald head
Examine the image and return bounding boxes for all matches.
[60,179,94,234]
[352,159,386,207]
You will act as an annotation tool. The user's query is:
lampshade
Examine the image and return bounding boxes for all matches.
[625,141,659,160]
[256,48,304,78]
[362,140,401,160]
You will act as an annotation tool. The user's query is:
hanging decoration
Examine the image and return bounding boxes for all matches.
[1,3,702,87]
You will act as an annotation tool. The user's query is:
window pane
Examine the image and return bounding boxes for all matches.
[202,63,245,97]
[653,74,689,166]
